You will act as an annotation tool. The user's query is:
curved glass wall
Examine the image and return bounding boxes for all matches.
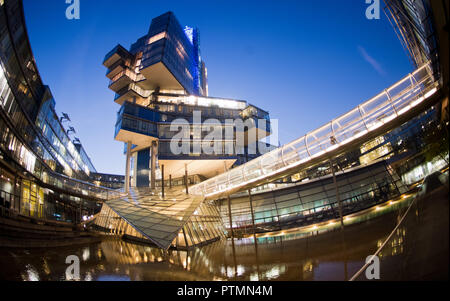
[385,0,439,74]
[36,94,95,177]
[220,161,406,235]
[1,0,121,227]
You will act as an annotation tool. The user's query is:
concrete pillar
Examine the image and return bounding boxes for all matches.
[151,141,158,190]
[248,189,257,238]
[125,142,132,194]
[227,195,234,239]
[184,163,189,194]
[131,152,137,187]
[79,199,82,225]
[161,164,165,199]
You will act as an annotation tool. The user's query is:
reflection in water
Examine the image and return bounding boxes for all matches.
[0,186,447,281]
[23,264,40,281]
[0,233,377,281]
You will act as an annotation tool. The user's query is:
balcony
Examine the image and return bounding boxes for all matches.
[108,68,144,93]
[114,83,151,105]
[103,44,132,68]
[240,105,271,142]
[106,60,132,80]
[114,102,160,149]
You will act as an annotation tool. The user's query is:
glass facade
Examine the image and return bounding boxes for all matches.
[36,89,95,178]
[104,11,273,191]
[0,0,44,122]
[1,0,119,226]
[140,12,201,96]
[385,0,439,74]
[115,98,270,160]
[220,160,406,235]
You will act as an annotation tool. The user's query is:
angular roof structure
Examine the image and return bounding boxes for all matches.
[105,188,205,249]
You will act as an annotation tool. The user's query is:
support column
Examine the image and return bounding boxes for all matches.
[330,159,344,228]
[161,164,165,199]
[184,163,189,194]
[79,200,82,225]
[151,141,158,190]
[248,189,257,238]
[227,195,234,239]
[14,177,20,213]
[125,142,132,194]
[131,152,137,188]
[169,174,172,189]
[248,188,260,279]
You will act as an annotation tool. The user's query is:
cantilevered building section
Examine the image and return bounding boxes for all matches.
[103,11,272,190]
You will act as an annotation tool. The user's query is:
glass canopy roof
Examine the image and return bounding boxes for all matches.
[104,188,205,249]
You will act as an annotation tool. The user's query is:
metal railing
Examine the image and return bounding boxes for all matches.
[103,44,131,65]
[114,83,151,101]
[109,68,144,88]
[42,170,124,200]
[190,62,439,198]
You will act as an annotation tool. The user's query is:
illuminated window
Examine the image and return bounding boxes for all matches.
[147,32,166,45]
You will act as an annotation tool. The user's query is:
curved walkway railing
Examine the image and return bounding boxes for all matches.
[190,62,439,198]
[43,170,124,200]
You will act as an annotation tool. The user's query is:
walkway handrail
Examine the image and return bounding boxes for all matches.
[190,62,439,198]
[42,169,125,200]
[349,191,417,281]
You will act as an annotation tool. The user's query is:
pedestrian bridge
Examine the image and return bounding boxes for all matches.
[190,62,440,200]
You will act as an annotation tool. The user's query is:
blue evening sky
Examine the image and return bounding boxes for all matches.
[23,0,412,175]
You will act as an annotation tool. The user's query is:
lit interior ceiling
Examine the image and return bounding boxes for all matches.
[139,61,184,91]
[158,158,236,179]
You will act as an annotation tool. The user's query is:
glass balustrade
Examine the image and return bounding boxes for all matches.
[190,62,438,197]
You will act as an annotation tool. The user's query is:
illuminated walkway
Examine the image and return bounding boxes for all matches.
[190,62,439,199]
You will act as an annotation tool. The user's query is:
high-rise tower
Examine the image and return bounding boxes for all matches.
[103,12,272,190]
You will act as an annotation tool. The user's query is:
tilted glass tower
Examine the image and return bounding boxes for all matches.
[103,11,272,191]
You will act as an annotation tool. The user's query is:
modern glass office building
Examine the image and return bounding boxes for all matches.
[0,0,447,259]
[0,0,118,229]
[94,3,447,251]
[104,11,273,190]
